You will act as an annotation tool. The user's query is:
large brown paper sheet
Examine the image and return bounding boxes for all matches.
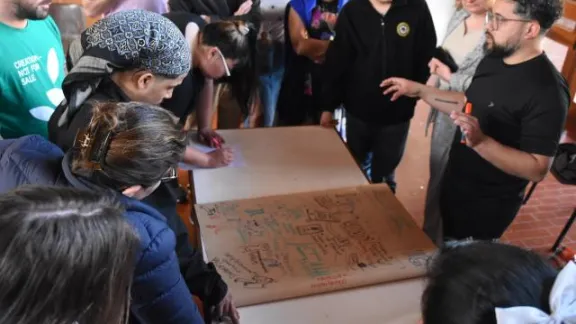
[195,184,436,307]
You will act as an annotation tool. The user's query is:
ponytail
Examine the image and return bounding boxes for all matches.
[202,20,259,117]
[228,21,258,116]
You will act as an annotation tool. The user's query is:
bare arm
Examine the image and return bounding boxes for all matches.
[455,110,552,182]
[247,89,262,128]
[180,80,222,167]
[473,137,551,182]
[417,83,467,114]
[82,0,116,18]
[288,8,329,61]
[196,79,214,131]
[419,75,438,110]
[381,77,467,113]
[426,75,438,87]
[452,84,567,183]
[182,147,210,166]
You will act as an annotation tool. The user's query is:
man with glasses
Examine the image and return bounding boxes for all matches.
[380,0,569,243]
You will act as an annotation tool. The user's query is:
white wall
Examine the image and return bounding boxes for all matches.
[426,0,457,44]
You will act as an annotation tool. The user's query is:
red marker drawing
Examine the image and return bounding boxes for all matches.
[460,102,473,144]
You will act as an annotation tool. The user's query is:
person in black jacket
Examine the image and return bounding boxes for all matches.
[320,0,436,193]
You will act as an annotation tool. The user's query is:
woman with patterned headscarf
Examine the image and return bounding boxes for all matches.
[48,10,240,323]
[49,9,232,168]
[50,9,258,168]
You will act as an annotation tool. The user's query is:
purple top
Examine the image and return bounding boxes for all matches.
[105,0,168,16]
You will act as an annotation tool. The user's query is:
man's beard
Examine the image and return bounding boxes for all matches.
[483,32,519,58]
[15,4,50,20]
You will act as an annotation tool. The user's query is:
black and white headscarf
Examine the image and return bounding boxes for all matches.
[55,9,191,128]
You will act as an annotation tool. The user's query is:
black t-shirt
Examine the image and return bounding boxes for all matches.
[162,12,207,120]
[444,54,569,197]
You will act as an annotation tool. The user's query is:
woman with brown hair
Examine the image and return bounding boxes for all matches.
[168,0,261,128]
[0,186,139,324]
[162,11,259,135]
[0,102,237,324]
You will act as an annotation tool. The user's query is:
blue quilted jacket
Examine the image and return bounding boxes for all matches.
[0,135,205,324]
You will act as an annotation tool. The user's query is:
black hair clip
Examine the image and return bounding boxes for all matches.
[88,126,113,170]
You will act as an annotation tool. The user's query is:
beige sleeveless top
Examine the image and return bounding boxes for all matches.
[442,21,484,66]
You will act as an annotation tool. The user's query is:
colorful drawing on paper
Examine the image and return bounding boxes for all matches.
[196,184,436,306]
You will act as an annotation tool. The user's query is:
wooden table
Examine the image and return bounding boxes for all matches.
[190,126,424,323]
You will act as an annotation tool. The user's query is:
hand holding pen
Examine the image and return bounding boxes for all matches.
[211,137,222,149]
[198,128,225,148]
[451,103,487,148]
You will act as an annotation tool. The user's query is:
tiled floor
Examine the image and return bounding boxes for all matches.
[394,38,576,251]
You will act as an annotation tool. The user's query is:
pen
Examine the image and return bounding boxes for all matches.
[211,138,222,149]
[460,102,472,144]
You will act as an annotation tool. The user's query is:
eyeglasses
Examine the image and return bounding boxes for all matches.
[485,11,532,30]
[161,166,177,182]
[215,47,231,77]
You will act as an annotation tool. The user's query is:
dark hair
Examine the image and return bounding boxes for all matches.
[422,241,558,324]
[202,20,259,117]
[0,186,139,324]
[512,0,563,31]
[72,102,187,190]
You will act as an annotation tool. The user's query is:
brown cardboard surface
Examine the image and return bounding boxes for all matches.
[195,184,436,307]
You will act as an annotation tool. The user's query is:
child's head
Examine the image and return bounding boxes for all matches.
[422,241,558,324]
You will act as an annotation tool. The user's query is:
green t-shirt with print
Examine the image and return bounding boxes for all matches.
[0,17,66,139]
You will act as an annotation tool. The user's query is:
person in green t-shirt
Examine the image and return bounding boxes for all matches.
[0,0,66,139]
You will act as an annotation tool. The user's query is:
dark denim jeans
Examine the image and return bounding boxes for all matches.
[245,67,284,127]
[345,113,410,193]
[260,67,284,127]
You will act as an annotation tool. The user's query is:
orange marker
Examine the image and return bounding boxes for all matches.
[460,102,473,144]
